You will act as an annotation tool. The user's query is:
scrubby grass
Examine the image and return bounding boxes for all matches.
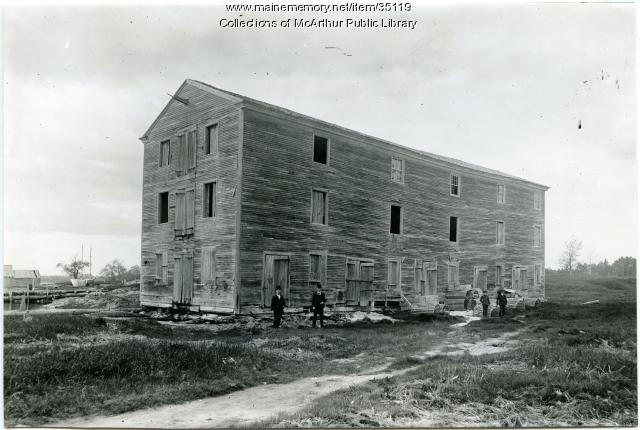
[545,271,636,303]
[261,300,637,427]
[4,314,109,343]
[5,339,299,423]
[4,312,456,425]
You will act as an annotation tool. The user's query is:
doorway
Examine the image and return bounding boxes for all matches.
[263,253,290,306]
[345,258,374,306]
[173,253,194,305]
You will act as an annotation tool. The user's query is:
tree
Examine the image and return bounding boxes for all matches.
[125,265,140,282]
[100,259,128,285]
[612,256,636,278]
[560,238,582,276]
[57,256,90,279]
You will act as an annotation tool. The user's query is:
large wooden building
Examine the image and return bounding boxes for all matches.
[139,79,548,314]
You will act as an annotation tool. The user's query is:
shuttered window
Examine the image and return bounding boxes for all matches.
[391,158,405,183]
[534,225,542,247]
[155,253,163,280]
[497,184,506,203]
[496,221,505,245]
[309,253,326,286]
[175,191,186,235]
[160,140,170,167]
[205,124,218,155]
[187,130,197,169]
[311,190,327,225]
[534,191,542,210]
[186,189,195,232]
[388,259,400,288]
[155,251,168,284]
[175,134,186,173]
[201,246,216,285]
[534,264,542,285]
[175,189,194,237]
[204,182,216,218]
[495,265,503,288]
[174,131,196,173]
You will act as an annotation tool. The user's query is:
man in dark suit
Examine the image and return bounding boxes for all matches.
[311,284,326,328]
[271,286,286,328]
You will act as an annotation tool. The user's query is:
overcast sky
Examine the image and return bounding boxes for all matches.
[3,2,636,275]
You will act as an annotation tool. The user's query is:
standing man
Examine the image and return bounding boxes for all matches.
[497,291,508,318]
[271,286,286,328]
[311,284,326,328]
[480,290,490,317]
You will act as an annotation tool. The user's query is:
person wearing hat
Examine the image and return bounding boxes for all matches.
[311,284,326,328]
[480,290,490,317]
[497,290,508,318]
[271,286,286,328]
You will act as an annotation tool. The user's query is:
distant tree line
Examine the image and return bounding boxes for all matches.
[553,238,636,278]
[572,256,636,278]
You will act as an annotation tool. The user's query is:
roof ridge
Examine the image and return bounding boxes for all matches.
[182,79,548,189]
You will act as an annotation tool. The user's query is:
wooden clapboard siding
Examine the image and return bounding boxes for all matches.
[141,80,546,313]
[140,82,241,311]
[239,108,546,309]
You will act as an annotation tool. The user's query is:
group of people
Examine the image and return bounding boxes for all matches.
[465,290,509,317]
[271,285,510,328]
[270,284,326,328]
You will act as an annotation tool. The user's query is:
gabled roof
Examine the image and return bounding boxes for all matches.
[13,270,40,279]
[142,79,549,190]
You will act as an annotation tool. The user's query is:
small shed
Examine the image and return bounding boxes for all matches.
[3,265,14,292]
[11,269,41,291]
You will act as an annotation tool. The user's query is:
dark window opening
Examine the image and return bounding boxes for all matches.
[313,135,328,164]
[449,216,458,242]
[204,182,216,218]
[205,124,218,155]
[390,205,402,234]
[160,140,170,167]
[158,192,169,224]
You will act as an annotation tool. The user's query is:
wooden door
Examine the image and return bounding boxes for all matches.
[423,261,437,296]
[173,254,193,305]
[345,259,359,305]
[474,268,487,290]
[512,267,525,290]
[359,263,374,306]
[426,269,437,295]
[346,259,374,306]
[519,269,527,290]
[263,254,289,306]
[173,256,182,303]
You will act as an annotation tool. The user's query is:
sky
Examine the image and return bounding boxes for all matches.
[2,1,636,275]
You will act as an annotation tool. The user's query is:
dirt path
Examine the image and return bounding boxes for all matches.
[51,326,520,429]
[51,364,418,428]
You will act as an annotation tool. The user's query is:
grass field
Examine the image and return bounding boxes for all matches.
[4,312,459,426]
[259,274,637,427]
[545,271,636,303]
[4,273,637,427]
